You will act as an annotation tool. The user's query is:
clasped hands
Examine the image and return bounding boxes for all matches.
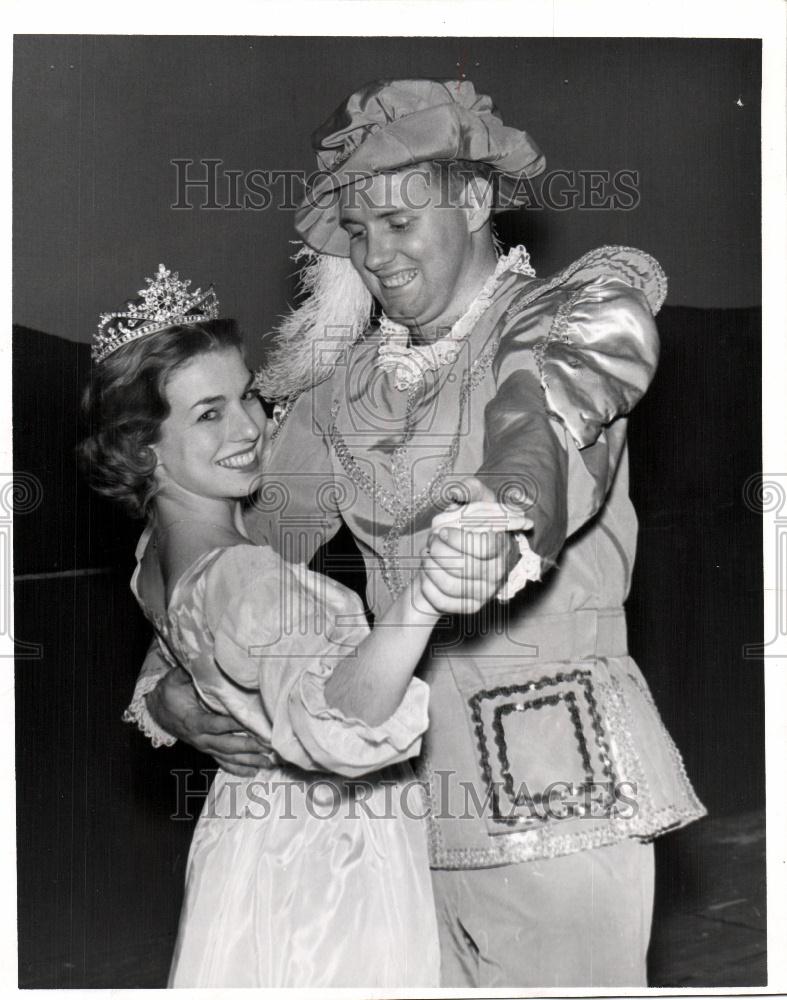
[146,476,531,776]
[413,476,532,617]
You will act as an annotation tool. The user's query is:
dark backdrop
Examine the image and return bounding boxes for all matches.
[12,34,763,989]
[14,35,761,369]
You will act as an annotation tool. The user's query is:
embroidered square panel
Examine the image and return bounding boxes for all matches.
[468,668,620,830]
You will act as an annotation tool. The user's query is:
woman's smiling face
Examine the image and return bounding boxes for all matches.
[153,346,267,501]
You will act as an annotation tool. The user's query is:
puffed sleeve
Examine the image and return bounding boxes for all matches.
[202,546,430,778]
[480,248,664,570]
[494,260,662,448]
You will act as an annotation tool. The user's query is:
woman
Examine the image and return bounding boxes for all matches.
[79,264,527,988]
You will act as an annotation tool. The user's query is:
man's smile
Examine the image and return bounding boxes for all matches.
[378,269,418,290]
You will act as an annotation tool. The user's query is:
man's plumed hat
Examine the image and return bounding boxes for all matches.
[295,79,546,257]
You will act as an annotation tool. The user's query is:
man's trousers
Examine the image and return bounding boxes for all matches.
[432,838,655,988]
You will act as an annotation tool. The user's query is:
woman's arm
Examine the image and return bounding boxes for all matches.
[321,573,439,726]
[323,502,529,725]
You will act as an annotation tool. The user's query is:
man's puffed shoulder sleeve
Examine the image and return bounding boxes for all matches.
[493,274,660,448]
[480,257,663,572]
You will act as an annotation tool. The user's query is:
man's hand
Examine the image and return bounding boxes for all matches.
[417,497,532,615]
[146,667,274,778]
[444,475,522,573]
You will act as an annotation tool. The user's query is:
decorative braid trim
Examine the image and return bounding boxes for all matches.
[506,244,667,324]
[532,286,585,382]
[425,803,705,870]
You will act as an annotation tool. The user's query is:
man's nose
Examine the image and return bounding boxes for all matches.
[364,230,394,272]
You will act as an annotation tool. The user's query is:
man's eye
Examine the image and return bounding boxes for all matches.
[389,219,411,232]
[347,228,365,241]
[241,389,258,402]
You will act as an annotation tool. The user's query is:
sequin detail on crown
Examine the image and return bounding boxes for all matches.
[93,264,219,363]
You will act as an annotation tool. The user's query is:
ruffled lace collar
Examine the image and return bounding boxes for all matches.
[375,245,536,391]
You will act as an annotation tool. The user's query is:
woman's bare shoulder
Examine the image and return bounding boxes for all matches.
[160,525,253,604]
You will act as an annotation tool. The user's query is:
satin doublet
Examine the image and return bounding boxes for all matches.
[252,247,706,869]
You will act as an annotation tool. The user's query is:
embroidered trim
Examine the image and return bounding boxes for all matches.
[329,413,400,519]
[618,671,707,818]
[421,664,706,869]
[425,801,705,870]
[467,669,617,827]
[493,693,595,822]
[330,340,500,598]
[505,245,667,323]
[532,286,586,383]
[268,398,295,443]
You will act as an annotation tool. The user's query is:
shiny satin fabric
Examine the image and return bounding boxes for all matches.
[496,269,661,449]
[297,79,546,256]
[245,247,704,869]
[169,767,439,988]
[131,533,439,987]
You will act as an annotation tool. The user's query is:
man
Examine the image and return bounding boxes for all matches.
[130,79,704,986]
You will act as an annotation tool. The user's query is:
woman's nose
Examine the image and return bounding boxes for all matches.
[230,404,262,441]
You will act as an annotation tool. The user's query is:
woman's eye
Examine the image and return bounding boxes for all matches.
[347,228,365,242]
[197,409,219,422]
[389,219,411,232]
[241,389,258,402]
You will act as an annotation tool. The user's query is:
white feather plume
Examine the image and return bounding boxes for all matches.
[256,246,373,402]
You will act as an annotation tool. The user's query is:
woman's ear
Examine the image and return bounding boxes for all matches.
[465,177,494,233]
[143,443,164,480]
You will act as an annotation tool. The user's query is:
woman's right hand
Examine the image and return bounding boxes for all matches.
[146,666,275,777]
[415,501,532,616]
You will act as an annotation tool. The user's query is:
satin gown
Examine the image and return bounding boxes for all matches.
[131,528,440,988]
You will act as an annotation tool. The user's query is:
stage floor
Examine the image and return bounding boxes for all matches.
[22,808,765,988]
[649,808,766,987]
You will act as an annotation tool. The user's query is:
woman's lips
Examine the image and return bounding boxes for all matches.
[217,444,259,470]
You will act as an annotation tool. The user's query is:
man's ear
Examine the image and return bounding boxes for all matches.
[465,177,494,233]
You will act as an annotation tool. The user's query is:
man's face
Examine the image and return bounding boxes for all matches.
[339,167,477,333]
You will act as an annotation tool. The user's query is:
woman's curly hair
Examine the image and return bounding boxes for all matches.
[77,319,244,519]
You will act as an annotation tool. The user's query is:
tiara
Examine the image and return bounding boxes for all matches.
[93,264,220,363]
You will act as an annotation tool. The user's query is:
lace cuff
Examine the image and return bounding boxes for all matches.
[122,669,177,748]
[497,531,543,603]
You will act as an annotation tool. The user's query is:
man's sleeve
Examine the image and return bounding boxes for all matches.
[479,277,659,571]
[244,381,344,565]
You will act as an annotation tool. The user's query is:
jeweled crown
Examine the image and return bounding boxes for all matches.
[93,264,219,363]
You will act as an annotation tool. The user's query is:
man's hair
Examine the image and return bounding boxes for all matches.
[77,319,243,518]
[371,160,495,211]
[424,159,496,210]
